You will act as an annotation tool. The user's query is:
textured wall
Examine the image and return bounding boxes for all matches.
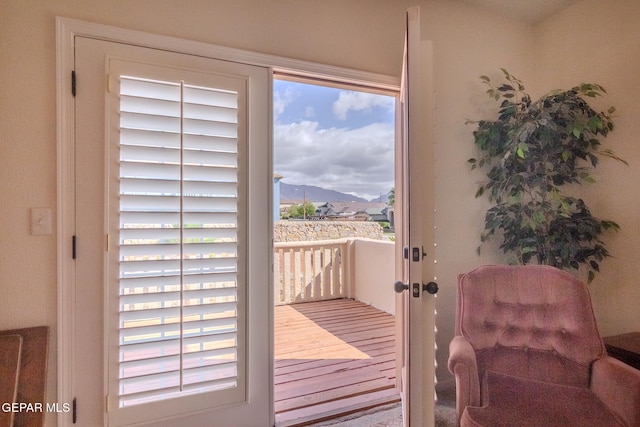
[274,221,384,242]
[534,0,640,337]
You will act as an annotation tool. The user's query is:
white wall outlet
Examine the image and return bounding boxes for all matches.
[31,207,52,235]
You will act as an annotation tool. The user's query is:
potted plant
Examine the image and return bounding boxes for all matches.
[468,69,627,282]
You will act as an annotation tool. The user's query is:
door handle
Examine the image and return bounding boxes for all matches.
[394,281,409,293]
[423,281,439,295]
[394,281,439,296]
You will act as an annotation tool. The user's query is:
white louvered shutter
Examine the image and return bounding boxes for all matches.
[108,63,248,421]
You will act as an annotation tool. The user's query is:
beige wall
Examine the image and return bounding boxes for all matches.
[422,0,537,385]
[534,0,640,336]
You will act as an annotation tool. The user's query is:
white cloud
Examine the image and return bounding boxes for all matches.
[273,86,297,121]
[332,91,395,120]
[274,121,394,200]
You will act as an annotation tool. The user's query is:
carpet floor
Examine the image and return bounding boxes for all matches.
[303,391,457,427]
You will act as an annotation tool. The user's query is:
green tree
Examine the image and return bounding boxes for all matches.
[468,69,626,282]
[288,202,316,219]
[387,188,395,207]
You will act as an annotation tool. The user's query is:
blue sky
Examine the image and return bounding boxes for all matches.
[273,79,395,201]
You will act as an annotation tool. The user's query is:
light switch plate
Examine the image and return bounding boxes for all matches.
[31,208,52,235]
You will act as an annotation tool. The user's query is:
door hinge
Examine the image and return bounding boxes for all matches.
[72,397,77,424]
[71,70,76,97]
[72,235,77,259]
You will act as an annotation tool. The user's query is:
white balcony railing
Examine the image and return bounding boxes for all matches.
[274,239,349,305]
[273,238,396,313]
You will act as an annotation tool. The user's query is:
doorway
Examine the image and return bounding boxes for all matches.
[271,77,401,426]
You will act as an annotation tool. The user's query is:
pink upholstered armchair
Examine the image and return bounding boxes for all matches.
[448,265,640,427]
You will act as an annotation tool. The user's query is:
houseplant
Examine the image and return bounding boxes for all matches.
[468,69,627,282]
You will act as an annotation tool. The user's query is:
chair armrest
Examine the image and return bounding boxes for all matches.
[591,356,640,427]
[448,335,480,423]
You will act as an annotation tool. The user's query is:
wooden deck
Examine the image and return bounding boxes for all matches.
[274,299,400,427]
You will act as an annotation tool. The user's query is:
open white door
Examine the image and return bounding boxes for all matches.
[395,7,436,427]
[58,29,271,426]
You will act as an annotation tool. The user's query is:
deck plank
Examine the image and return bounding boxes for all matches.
[275,299,399,427]
[275,388,401,427]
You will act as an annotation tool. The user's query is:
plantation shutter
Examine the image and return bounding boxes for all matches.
[108,63,248,419]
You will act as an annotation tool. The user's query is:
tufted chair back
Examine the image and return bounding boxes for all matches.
[456,265,605,388]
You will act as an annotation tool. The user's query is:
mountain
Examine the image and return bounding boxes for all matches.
[369,191,391,204]
[279,182,368,203]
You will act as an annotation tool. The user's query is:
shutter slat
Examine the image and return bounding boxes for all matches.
[119,302,237,326]
[183,102,237,123]
[183,362,237,385]
[120,162,238,182]
[121,178,237,198]
[120,257,237,275]
[122,128,237,152]
[120,77,180,101]
[120,318,238,346]
[120,286,237,306]
[120,145,180,164]
[119,332,237,357]
[121,95,180,118]
[120,225,237,241]
[120,177,180,195]
[120,196,237,213]
[183,181,238,197]
[183,117,237,138]
[120,242,237,258]
[184,133,237,152]
[121,128,180,149]
[120,347,237,377]
[184,86,237,109]
[121,111,239,138]
[120,272,237,290]
[120,211,237,226]
[121,111,180,133]
[183,150,237,168]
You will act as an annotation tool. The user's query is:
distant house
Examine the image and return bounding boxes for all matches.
[364,207,388,222]
[315,202,390,222]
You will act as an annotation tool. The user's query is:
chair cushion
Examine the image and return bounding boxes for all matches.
[476,346,591,388]
[461,371,625,427]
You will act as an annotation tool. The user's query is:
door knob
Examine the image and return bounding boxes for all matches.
[423,281,439,295]
[394,281,409,293]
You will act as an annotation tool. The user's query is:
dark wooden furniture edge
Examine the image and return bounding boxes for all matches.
[603,332,640,371]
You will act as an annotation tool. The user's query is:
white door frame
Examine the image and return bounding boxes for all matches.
[56,17,400,427]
